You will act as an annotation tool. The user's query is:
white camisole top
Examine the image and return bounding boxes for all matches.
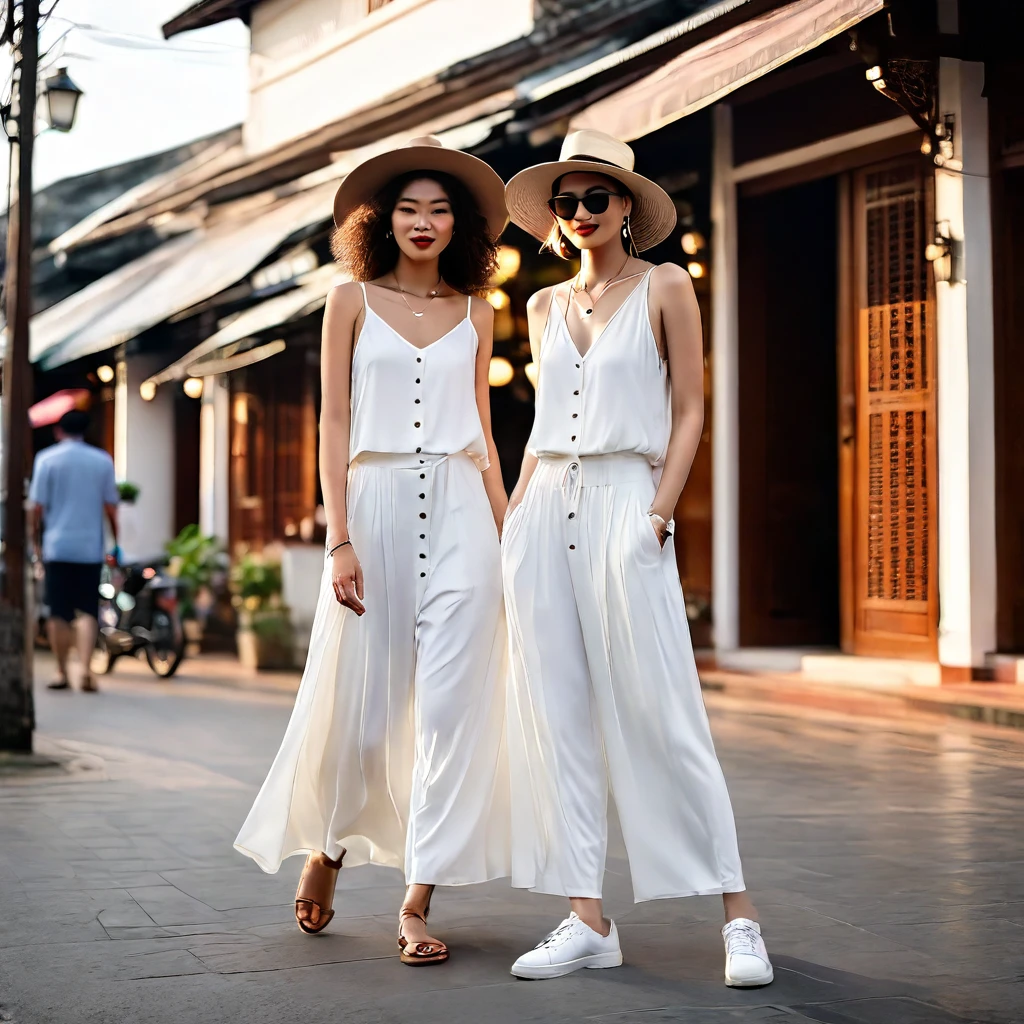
[528,268,670,465]
[348,284,488,470]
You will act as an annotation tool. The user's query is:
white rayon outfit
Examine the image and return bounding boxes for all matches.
[502,269,745,902]
[236,288,510,885]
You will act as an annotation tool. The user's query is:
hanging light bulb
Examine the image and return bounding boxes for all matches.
[96,364,114,384]
[687,261,706,279]
[183,377,204,399]
[492,246,521,284]
[486,288,511,310]
[139,381,157,402]
[488,357,514,387]
[681,231,705,256]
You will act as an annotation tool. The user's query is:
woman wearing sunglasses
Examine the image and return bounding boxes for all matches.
[234,138,511,967]
[501,130,773,987]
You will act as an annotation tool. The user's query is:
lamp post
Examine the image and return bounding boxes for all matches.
[0,4,83,752]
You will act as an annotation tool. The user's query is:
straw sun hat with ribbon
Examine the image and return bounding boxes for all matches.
[505,130,677,253]
[333,136,509,241]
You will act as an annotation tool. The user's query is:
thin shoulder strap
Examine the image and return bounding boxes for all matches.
[358,281,368,310]
[467,293,472,318]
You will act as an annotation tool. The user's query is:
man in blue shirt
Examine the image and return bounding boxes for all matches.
[28,410,119,692]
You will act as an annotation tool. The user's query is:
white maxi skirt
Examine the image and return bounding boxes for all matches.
[235,452,510,885]
[501,453,745,902]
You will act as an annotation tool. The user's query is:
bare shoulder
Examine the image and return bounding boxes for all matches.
[325,280,363,315]
[649,261,694,296]
[468,294,494,322]
[526,283,562,316]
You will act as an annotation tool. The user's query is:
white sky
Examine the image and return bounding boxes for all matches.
[1,0,249,193]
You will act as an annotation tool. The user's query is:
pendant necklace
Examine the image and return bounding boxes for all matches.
[572,254,631,317]
[393,273,442,317]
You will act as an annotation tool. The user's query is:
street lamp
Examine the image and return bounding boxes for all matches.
[43,66,83,132]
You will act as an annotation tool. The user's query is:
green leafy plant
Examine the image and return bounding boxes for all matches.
[165,524,223,619]
[117,481,140,503]
[230,552,284,613]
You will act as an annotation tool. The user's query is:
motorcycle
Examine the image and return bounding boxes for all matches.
[93,562,187,678]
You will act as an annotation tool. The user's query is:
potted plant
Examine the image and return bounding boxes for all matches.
[117,481,140,504]
[165,525,224,652]
[231,551,293,670]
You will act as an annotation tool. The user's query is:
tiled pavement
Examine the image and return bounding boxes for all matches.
[1,656,1022,1024]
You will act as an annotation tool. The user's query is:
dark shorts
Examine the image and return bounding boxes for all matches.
[44,562,102,622]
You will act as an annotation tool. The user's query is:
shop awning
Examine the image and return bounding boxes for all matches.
[146,263,346,385]
[32,180,337,370]
[569,0,885,141]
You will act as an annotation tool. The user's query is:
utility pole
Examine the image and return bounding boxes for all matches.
[0,0,40,752]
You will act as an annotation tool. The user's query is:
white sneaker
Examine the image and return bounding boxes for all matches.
[511,912,623,980]
[723,918,774,987]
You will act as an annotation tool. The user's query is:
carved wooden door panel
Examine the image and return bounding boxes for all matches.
[850,160,938,657]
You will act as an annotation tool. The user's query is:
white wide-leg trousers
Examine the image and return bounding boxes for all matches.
[502,454,745,902]
[235,452,510,885]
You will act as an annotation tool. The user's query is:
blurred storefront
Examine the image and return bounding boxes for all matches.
[29,0,1021,679]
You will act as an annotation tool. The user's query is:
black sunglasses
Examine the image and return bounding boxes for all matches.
[547,190,624,220]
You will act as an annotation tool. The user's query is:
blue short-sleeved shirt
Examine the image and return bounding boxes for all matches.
[29,439,118,564]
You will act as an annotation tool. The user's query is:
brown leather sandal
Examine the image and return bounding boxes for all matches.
[398,888,449,966]
[294,850,344,934]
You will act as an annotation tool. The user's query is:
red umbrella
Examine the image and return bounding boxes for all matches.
[28,389,91,428]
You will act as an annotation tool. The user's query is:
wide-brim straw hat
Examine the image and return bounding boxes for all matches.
[505,130,676,252]
[333,136,509,241]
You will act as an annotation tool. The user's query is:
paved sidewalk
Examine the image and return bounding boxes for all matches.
[1,655,1022,1024]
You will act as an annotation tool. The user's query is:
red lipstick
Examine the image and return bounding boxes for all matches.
[411,236,434,249]
[575,224,597,237]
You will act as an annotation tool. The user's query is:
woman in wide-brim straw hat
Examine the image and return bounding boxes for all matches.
[235,137,512,967]
[501,130,774,987]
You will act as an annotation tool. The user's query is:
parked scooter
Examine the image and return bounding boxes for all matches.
[93,562,187,678]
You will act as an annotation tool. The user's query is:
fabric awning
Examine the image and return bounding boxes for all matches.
[146,263,346,386]
[32,180,337,370]
[28,389,91,428]
[569,0,885,141]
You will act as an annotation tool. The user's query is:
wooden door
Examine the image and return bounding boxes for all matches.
[738,177,840,648]
[848,160,937,657]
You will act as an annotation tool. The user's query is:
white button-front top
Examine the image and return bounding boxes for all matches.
[528,268,669,465]
[349,284,488,470]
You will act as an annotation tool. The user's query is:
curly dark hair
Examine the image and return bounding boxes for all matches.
[330,170,497,294]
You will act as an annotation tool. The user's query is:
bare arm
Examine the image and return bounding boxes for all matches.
[471,297,509,535]
[506,286,554,514]
[27,503,42,560]
[104,503,119,547]
[320,283,365,614]
[649,264,705,531]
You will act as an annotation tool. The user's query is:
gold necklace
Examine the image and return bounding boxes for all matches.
[393,272,443,318]
[573,254,631,317]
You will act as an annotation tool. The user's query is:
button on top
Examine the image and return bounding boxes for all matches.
[420,473,425,479]
[416,357,422,363]
[419,493,426,500]
[572,413,578,418]
[415,378,421,384]
[419,512,427,519]
[571,435,577,441]
[416,447,422,453]
[415,399,421,404]
[414,422,421,428]
[574,390,579,395]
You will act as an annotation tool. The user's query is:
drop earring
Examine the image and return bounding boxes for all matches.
[386,229,393,239]
[621,215,639,258]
